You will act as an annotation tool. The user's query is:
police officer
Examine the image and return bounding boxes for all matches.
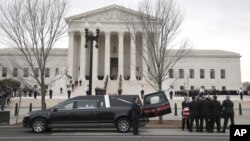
[189,96,200,132]
[131,96,141,135]
[210,95,221,133]
[221,95,234,133]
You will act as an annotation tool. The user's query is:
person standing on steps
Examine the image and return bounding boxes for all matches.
[140,85,144,99]
[131,96,141,135]
[67,86,72,99]
[49,85,53,99]
[79,79,82,86]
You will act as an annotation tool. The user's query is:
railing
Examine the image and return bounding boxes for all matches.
[104,75,109,92]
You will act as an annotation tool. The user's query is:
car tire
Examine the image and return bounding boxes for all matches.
[31,118,47,133]
[116,118,131,133]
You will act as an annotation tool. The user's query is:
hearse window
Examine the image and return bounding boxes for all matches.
[76,100,98,109]
[145,93,167,106]
[58,101,74,110]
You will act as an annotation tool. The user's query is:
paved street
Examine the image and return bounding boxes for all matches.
[0,127,229,141]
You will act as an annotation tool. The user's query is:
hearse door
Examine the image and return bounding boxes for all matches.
[142,91,172,118]
[50,101,75,124]
[73,100,99,123]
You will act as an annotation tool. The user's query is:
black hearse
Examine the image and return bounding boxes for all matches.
[23,91,171,133]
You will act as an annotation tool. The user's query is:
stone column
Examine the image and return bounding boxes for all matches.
[118,31,124,78]
[142,34,148,80]
[130,33,136,80]
[79,32,86,81]
[104,31,111,78]
[67,31,74,79]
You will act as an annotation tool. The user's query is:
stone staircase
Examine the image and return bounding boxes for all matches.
[106,80,119,94]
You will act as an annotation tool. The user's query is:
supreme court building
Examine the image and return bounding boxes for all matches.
[65,5,242,94]
[0,5,242,95]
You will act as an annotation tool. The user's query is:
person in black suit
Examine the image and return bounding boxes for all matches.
[189,96,200,132]
[239,88,243,100]
[131,96,141,135]
[182,96,190,130]
[209,95,221,133]
[222,95,234,133]
[199,95,210,132]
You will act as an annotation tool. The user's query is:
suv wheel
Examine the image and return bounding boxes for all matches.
[116,118,130,133]
[32,118,47,133]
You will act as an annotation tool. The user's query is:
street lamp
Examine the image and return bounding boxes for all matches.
[84,19,101,95]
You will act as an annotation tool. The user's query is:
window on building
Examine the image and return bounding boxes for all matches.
[179,69,184,78]
[221,69,225,79]
[13,67,18,77]
[169,69,174,78]
[190,86,194,90]
[23,68,29,77]
[201,86,205,89]
[212,86,216,90]
[210,69,215,79]
[55,68,59,76]
[189,69,194,79]
[2,67,7,77]
[222,86,226,91]
[200,69,205,79]
[45,68,50,77]
[180,86,184,90]
[34,68,39,77]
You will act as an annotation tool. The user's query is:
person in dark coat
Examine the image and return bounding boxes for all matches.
[181,96,190,130]
[79,79,82,86]
[49,85,53,99]
[221,95,234,133]
[60,87,63,94]
[189,96,200,132]
[131,96,141,135]
[199,95,210,132]
[34,90,37,99]
[67,87,72,99]
[239,88,243,100]
[118,88,122,95]
[209,95,221,133]
[170,91,173,100]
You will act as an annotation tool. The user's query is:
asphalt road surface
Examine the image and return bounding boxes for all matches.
[0,127,229,141]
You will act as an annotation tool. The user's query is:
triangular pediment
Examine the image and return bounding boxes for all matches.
[65,4,154,23]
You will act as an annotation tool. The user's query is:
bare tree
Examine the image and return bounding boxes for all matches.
[123,0,192,123]
[0,0,68,110]
[124,0,191,91]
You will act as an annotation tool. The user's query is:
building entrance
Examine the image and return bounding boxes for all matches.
[110,58,118,80]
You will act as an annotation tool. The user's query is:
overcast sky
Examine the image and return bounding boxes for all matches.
[2,0,250,82]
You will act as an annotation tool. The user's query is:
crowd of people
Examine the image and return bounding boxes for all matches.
[182,95,234,133]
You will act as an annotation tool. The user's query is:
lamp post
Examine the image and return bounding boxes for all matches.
[84,20,100,95]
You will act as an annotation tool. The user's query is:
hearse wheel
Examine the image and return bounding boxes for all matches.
[116,118,131,133]
[31,118,47,133]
